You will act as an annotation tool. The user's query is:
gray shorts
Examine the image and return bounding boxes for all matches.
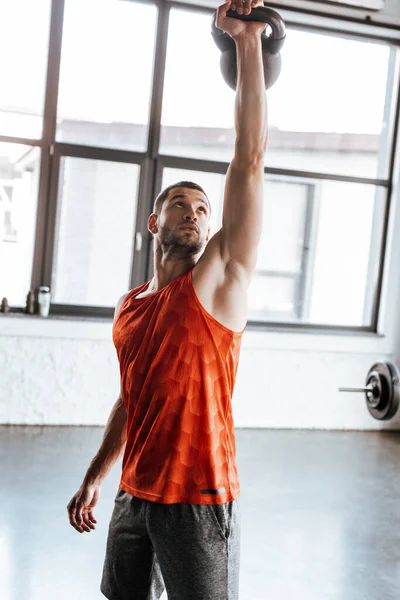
[101,488,241,600]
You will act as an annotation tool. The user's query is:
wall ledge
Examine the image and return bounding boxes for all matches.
[0,311,393,354]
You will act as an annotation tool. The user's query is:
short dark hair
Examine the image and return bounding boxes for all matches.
[153,181,211,215]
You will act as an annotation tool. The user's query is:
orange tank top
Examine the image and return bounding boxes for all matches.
[113,267,244,505]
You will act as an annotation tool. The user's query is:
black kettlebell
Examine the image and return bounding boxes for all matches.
[211,5,286,91]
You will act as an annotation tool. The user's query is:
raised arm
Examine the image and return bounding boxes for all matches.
[217,0,268,280]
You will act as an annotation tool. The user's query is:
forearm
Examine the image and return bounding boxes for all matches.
[233,33,268,164]
[83,395,127,486]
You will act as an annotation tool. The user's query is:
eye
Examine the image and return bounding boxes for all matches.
[174,202,183,207]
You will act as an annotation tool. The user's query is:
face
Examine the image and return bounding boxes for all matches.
[149,187,211,258]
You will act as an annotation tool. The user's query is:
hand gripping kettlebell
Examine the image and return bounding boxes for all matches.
[211,5,286,91]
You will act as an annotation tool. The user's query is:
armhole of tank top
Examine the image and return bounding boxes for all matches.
[188,269,246,337]
[115,285,146,323]
[125,282,150,304]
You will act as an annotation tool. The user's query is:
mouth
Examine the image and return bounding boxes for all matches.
[179,225,198,233]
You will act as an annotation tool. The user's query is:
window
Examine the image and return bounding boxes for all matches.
[0,1,51,139]
[52,157,140,306]
[158,6,397,330]
[0,143,41,306]
[160,8,394,179]
[56,0,158,151]
[267,31,393,178]
[307,181,386,326]
[0,0,397,333]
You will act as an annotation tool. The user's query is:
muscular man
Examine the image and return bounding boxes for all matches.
[67,1,268,598]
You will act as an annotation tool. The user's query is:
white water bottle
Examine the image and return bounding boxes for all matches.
[38,286,51,317]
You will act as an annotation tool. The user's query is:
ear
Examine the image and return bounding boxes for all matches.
[148,214,158,235]
[206,227,211,242]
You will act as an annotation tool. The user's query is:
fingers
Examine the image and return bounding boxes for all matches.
[229,0,254,16]
[216,0,231,28]
[75,503,92,533]
[232,0,243,14]
[242,0,252,15]
[82,509,96,531]
[76,504,92,533]
[67,501,83,533]
[67,496,96,534]
[68,500,85,533]
[219,0,232,12]
[88,509,97,526]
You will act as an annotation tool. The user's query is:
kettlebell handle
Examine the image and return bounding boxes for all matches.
[226,6,286,43]
[212,6,286,55]
[211,5,286,91]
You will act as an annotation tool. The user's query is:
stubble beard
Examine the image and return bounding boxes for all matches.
[159,226,205,259]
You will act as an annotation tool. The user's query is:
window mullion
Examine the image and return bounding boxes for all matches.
[31,0,65,293]
[147,2,171,160]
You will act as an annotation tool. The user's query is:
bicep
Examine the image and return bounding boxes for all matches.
[220,159,264,275]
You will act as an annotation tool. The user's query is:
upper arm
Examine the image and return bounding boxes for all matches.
[219,158,264,280]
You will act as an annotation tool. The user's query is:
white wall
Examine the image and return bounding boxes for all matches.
[0,296,399,429]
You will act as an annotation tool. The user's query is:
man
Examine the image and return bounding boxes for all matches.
[67,0,268,598]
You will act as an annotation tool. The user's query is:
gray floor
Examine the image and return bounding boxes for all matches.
[1,427,400,600]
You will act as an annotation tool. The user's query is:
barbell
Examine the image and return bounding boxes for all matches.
[211,5,286,91]
[339,362,400,421]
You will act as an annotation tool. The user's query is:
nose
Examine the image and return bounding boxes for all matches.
[184,209,197,221]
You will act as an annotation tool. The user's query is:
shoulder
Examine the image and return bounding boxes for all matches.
[114,292,129,322]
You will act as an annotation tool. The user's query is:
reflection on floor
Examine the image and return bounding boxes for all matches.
[1,426,400,600]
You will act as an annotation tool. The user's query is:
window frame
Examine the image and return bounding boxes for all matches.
[0,0,398,333]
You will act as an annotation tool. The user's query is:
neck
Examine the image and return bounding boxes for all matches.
[149,253,198,292]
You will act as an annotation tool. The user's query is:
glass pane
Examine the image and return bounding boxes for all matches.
[161,168,385,327]
[160,9,235,161]
[252,180,386,326]
[248,275,297,320]
[268,32,392,178]
[0,143,41,307]
[257,180,309,274]
[308,182,385,327]
[160,9,392,180]
[56,0,158,151]
[0,1,51,139]
[52,158,140,306]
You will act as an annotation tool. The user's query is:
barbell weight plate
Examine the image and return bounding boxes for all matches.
[365,362,400,421]
[365,371,382,409]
